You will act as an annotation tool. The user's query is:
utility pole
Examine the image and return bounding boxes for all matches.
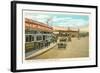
[46,17,53,26]
[78,28,80,39]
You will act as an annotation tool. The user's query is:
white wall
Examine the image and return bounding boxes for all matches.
[0,0,99,73]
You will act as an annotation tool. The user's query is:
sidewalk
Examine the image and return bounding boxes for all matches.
[26,43,57,59]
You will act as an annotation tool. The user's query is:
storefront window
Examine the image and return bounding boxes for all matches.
[37,36,42,41]
[25,35,32,42]
[25,35,29,42]
[29,35,31,42]
[32,36,34,41]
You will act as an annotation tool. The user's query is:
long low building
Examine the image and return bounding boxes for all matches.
[25,18,55,53]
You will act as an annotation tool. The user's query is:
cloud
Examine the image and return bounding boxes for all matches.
[25,13,52,24]
[68,19,88,27]
[52,17,72,22]
[25,12,89,28]
[25,14,50,19]
[52,18,88,28]
[35,15,50,19]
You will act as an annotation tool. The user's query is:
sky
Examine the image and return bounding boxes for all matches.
[25,11,89,28]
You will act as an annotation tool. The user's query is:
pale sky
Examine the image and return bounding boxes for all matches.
[25,11,89,28]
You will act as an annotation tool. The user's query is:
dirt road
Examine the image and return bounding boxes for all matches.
[28,37,89,59]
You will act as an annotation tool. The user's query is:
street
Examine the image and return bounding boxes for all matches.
[26,37,89,60]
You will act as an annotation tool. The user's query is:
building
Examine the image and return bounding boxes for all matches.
[25,18,54,53]
[53,27,80,41]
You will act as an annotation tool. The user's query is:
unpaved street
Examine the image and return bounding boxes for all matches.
[28,37,89,60]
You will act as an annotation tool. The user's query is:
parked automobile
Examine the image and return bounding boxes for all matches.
[57,37,67,48]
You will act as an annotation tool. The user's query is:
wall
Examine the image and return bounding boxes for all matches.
[0,0,99,73]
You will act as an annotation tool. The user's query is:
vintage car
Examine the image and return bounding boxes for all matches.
[57,37,67,48]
